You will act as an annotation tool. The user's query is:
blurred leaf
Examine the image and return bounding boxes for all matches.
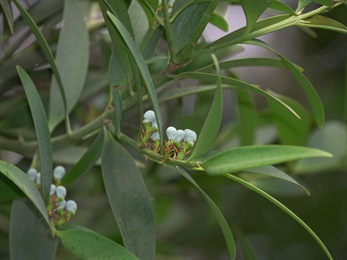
[200,145,332,175]
[62,132,104,186]
[171,0,218,63]
[178,72,301,119]
[297,0,334,11]
[129,0,149,45]
[0,176,23,201]
[190,55,222,159]
[298,15,347,34]
[177,168,236,259]
[246,39,325,127]
[240,0,273,33]
[0,0,13,33]
[49,0,89,131]
[0,161,51,228]
[57,226,138,260]
[235,89,257,146]
[138,0,159,29]
[101,129,155,259]
[209,13,229,32]
[294,121,347,173]
[268,92,311,146]
[269,1,295,15]
[13,0,67,125]
[10,199,58,260]
[225,174,333,260]
[17,66,52,203]
[107,11,163,144]
[113,88,123,138]
[244,165,310,195]
[232,225,256,260]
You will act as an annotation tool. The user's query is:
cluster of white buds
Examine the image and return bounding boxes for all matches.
[140,110,197,161]
[27,166,77,226]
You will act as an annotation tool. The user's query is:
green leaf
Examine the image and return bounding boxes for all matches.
[269,1,295,15]
[13,0,68,125]
[0,0,14,33]
[178,72,301,119]
[200,145,332,175]
[48,0,89,131]
[101,129,155,259]
[246,39,325,127]
[190,55,222,159]
[57,226,139,260]
[225,174,333,260]
[232,225,256,260]
[209,13,229,32]
[107,11,163,145]
[268,92,311,146]
[297,0,334,10]
[129,0,149,45]
[61,132,104,186]
[171,0,219,63]
[17,66,52,203]
[240,0,273,33]
[113,88,123,138]
[244,165,310,195]
[10,199,58,260]
[176,168,236,259]
[298,15,347,34]
[0,161,51,228]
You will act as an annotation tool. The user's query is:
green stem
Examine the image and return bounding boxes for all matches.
[162,0,177,64]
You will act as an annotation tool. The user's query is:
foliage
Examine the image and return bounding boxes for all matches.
[0,0,346,259]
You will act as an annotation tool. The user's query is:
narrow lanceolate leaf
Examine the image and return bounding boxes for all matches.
[101,129,155,259]
[10,199,58,260]
[13,0,67,122]
[209,13,229,32]
[0,161,50,228]
[49,0,89,131]
[298,15,347,34]
[107,12,163,145]
[57,226,139,260]
[113,88,123,138]
[17,66,52,204]
[1,0,14,33]
[201,145,332,175]
[62,131,104,186]
[246,40,325,127]
[190,55,222,159]
[178,72,300,119]
[240,0,273,33]
[244,166,310,195]
[225,174,333,260]
[269,1,295,15]
[177,168,236,259]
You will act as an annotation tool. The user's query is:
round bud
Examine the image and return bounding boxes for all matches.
[66,200,77,214]
[151,120,158,128]
[175,129,186,142]
[143,110,156,124]
[53,166,66,180]
[55,186,67,199]
[151,131,159,141]
[27,168,37,181]
[184,129,197,144]
[166,126,177,140]
[56,199,66,210]
[35,173,41,185]
[50,184,56,196]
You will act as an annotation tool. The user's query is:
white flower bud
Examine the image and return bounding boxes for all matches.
[50,184,56,196]
[53,166,66,180]
[35,173,41,185]
[27,168,37,181]
[166,126,177,140]
[151,120,158,128]
[56,199,66,210]
[66,200,77,214]
[151,131,159,141]
[175,129,186,142]
[184,129,197,144]
[55,186,67,199]
[143,110,156,124]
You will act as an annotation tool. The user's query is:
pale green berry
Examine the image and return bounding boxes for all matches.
[143,110,156,124]
[166,126,177,140]
[175,129,186,142]
[55,186,67,199]
[66,200,77,215]
[50,184,56,196]
[53,166,66,180]
[27,168,37,181]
